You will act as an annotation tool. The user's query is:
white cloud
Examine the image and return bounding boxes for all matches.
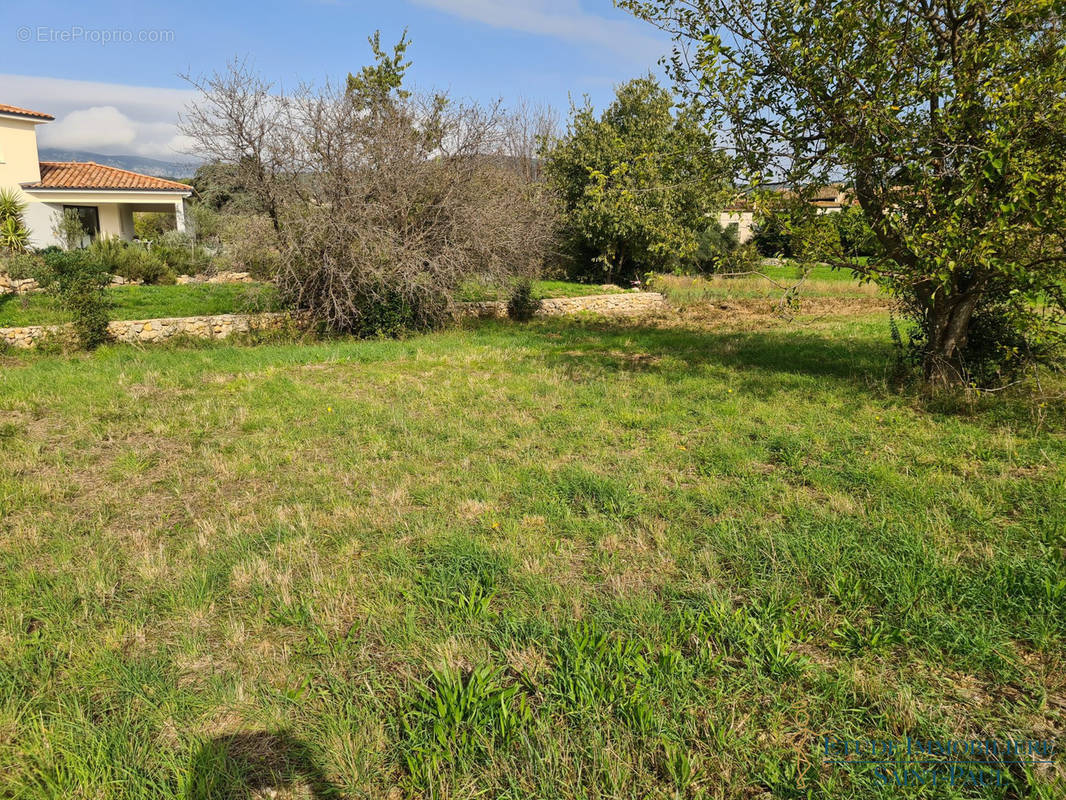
[0,74,199,161]
[39,106,137,151]
[410,0,665,61]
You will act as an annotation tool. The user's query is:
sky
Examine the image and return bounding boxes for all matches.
[0,0,673,163]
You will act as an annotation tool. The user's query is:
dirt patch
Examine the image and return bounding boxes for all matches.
[643,295,890,332]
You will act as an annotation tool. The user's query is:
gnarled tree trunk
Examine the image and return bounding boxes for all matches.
[921,289,980,386]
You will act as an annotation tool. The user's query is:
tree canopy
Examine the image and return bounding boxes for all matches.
[543,76,728,283]
[623,0,1066,384]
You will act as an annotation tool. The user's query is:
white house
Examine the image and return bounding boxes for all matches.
[0,103,193,248]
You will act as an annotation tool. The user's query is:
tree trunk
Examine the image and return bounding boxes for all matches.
[923,291,980,386]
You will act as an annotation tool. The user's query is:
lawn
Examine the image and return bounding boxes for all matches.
[0,303,1063,798]
[0,280,611,328]
[457,279,624,303]
[0,283,283,328]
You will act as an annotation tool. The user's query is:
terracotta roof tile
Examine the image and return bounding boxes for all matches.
[23,162,193,192]
[0,103,55,121]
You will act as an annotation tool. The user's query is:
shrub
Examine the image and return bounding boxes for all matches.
[186,202,222,248]
[832,206,878,258]
[151,231,212,277]
[87,237,174,285]
[51,209,87,251]
[752,207,848,263]
[217,214,280,279]
[751,212,793,258]
[506,279,542,321]
[692,219,761,274]
[694,219,740,272]
[40,250,112,349]
[1,252,47,281]
[132,211,175,241]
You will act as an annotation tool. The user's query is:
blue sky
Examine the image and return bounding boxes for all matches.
[1,0,672,161]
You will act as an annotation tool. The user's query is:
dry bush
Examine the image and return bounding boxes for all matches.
[217,213,281,280]
[181,51,558,335]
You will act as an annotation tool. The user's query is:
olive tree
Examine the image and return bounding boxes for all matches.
[623,0,1066,384]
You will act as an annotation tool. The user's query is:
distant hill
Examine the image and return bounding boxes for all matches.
[37,148,201,181]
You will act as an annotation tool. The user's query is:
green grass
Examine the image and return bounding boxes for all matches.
[0,283,282,327]
[650,269,881,305]
[0,281,611,328]
[458,279,624,302]
[0,307,1063,798]
[759,259,871,282]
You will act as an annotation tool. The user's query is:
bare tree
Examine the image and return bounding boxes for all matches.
[499,99,559,183]
[180,43,557,334]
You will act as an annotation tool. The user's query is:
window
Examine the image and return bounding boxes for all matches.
[63,205,101,242]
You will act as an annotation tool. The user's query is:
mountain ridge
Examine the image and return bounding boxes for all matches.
[37,148,201,180]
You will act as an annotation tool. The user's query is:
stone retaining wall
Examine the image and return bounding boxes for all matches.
[0,271,257,295]
[176,271,255,285]
[1,313,292,349]
[0,273,39,295]
[461,292,666,319]
[0,292,666,349]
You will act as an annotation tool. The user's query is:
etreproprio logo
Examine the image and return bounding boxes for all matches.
[822,736,1056,787]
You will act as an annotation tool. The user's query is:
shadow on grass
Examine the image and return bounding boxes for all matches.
[185,731,342,799]
[521,318,893,387]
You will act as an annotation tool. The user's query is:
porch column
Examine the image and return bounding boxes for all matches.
[119,205,136,239]
[174,199,187,233]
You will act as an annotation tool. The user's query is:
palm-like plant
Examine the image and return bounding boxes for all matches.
[0,189,29,253]
[0,216,29,253]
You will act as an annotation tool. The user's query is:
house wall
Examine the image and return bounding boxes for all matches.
[19,193,189,248]
[1,114,189,248]
[719,210,755,244]
[0,115,43,189]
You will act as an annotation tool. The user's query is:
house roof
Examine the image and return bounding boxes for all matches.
[723,184,852,211]
[22,162,193,193]
[0,103,55,121]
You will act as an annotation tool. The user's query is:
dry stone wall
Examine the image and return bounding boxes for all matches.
[176,271,255,285]
[1,313,292,349]
[462,292,666,319]
[0,292,667,349]
[0,274,39,295]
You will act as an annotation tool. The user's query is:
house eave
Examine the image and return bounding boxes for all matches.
[20,185,192,196]
[0,111,53,124]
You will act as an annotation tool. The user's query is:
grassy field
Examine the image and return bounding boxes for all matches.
[0,283,283,328]
[0,291,1064,798]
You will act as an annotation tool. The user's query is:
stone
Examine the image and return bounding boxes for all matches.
[0,293,667,349]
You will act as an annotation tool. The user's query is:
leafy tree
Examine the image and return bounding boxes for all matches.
[833,206,879,259]
[543,76,728,283]
[190,162,263,214]
[751,211,795,260]
[133,211,176,241]
[623,0,1066,384]
[51,209,87,251]
[346,29,411,104]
